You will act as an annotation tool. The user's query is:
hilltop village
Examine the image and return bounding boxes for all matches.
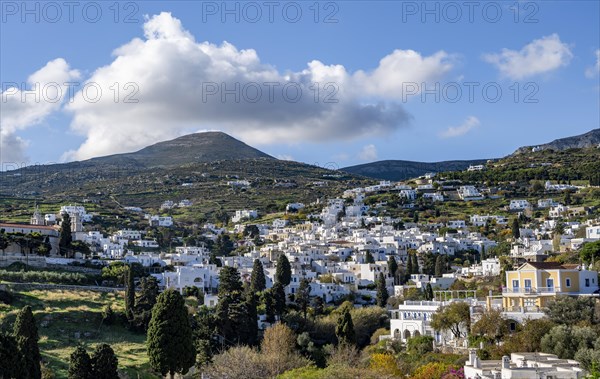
[1,173,600,378]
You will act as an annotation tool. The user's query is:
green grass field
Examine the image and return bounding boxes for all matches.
[0,289,159,378]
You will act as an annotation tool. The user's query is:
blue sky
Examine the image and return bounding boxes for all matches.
[1,1,599,170]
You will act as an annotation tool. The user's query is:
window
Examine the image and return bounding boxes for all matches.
[566,278,571,287]
[585,278,590,287]
[524,279,532,292]
[512,279,519,291]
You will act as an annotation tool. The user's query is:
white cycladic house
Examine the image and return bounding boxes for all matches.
[586,225,600,240]
[458,186,484,201]
[232,210,258,223]
[153,265,219,292]
[464,350,584,379]
[389,299,476,344]
[470,215,508,227]
[149,216,173,227]
[59,205,93,222]
[447,220,466,229]
[509,200,531,211]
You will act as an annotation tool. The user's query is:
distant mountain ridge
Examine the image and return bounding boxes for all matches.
[341,159,488,181]
[85,132,274,168]
[341,128,600,181]
[512,128,600,155]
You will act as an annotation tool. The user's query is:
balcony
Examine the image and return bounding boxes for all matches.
[502,287,562,295]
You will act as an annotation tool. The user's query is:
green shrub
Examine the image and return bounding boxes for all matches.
[0,269,97,285]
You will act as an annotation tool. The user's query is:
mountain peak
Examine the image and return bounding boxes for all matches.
[88,131,274,167]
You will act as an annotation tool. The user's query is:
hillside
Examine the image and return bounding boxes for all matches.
[0,131,369,224]
[513,128,600,155]
[85,132,274,168]
[443,147,600,184]
[341,159,488,181]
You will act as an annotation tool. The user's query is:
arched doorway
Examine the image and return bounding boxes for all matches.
[404,330,411,340]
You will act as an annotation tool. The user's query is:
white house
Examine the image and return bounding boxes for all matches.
[464,350,584,379]
[44,214,57,224]
[467,165,485,172]
[389,298,478,344]
[458,186,484,201]
[149,216,173,227]
[470,215,508,227]
[398,189,416,201]
[509,200,531,211]
[549,205,568,218]
[286,203,305,212]
[423,192,444,202]
[160,200,175,210]
[59,205,93,222]
[232,210,258,223]
[447,220,466,229]
[154,265,219,292]
[272,219,289,228]
[586,225,600,240]
[481,258,500,276]
[537,199,559,208]
[178,199,193,207]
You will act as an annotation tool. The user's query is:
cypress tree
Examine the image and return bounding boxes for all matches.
[216,266,246,345]
[59,212,72,255]
[132,276,159,331]
[435,255,445,277]
[147,290,196,378]
[412,253,420,274]
[376,272,389,307]
[13,305,41,379]
[296,278,311,320]
[275,254,292,286]
[218,266,243,295]
[335,307,356,345]
[68,346,93,379]
[263,289,275,323]
[406,254,413,280]
[512,218,521,239]
[0,332,24,378]
[125,265,135,319]
[425,283,434,301]
[312,296,324,317]
[365,251,375,264]
[231,285,258,346]
[91,344,119,379]
[273,281,287,318]
[250,259,266,292]
[193,306,219,367]
[387,256,398,284]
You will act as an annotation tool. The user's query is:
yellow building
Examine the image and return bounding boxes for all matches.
[502,262,599,312]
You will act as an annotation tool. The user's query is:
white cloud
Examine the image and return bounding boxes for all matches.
[63,12,454,161]
[355,49,455,99]
[483,34,572,80]
[439,116,480,138]
[276,154,294,161]
[1,58,80,165]
[358,144,378,161]
[585,49,600,78]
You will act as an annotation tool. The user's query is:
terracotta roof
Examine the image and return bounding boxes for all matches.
[0,223,59,231]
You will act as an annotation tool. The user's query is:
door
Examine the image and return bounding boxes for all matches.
[512,279,519,292]
[524,279,532,293]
